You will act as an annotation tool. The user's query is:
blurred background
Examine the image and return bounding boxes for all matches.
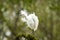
[0,0,59,40]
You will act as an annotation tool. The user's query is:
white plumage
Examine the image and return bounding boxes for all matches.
[20,10,39,31]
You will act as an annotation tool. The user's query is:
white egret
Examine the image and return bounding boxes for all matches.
[20,10,39,31]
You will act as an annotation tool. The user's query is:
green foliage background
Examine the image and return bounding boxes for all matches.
[0,0,59,40]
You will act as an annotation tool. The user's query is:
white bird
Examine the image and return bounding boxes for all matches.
[20,10,39,31]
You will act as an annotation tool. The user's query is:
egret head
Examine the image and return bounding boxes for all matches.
[20,10,28,17]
